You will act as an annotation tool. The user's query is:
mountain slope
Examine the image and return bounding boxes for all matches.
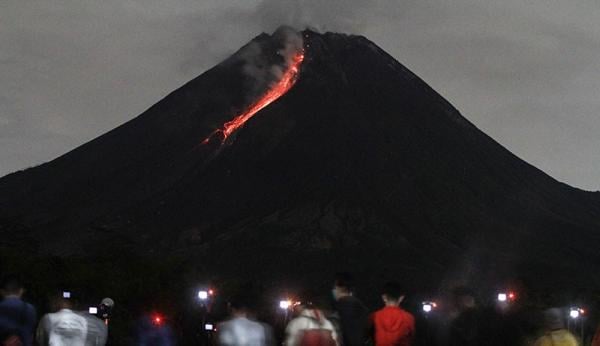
[1,28,599,290]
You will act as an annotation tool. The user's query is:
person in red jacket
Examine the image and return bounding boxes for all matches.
[369,282,415,346]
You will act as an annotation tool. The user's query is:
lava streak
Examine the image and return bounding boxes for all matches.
[203,50,305,144]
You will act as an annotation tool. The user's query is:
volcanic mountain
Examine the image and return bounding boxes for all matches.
[1,27,599,291]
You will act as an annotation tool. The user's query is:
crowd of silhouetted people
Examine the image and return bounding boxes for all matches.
[2,272,600,345]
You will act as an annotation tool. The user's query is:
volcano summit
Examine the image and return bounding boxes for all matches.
[1,28,599,291]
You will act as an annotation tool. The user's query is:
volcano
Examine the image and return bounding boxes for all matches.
[1,27,599,291]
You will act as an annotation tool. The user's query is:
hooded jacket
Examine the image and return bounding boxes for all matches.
[370,306,415,346]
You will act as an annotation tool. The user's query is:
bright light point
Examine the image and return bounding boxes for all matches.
[279,300,291,309]
[88,307,98,314]
[198,290,209,300]
[208,289,215,296]
[154,316,162,324]
[63,291,71,299]
[498,293,507,302]
[508,292,516,300]
[205,324,214,331]
[422,301,435,313]
[570,309,580,319]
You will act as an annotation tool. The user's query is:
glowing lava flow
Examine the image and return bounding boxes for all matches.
[203,50,305,144]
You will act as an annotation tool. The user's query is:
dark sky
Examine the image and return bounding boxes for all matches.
[1,0,599,191]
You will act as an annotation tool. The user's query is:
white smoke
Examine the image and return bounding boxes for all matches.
[271,26,304,79]
[236,26,304,99]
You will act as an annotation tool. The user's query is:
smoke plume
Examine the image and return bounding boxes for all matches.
[236,26,304,101]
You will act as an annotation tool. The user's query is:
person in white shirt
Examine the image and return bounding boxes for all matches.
[217,294,272,346]
[36,294,107,346]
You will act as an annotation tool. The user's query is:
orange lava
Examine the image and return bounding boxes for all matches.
[203,50,305,144]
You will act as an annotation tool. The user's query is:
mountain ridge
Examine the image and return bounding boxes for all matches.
[1,28,599,290]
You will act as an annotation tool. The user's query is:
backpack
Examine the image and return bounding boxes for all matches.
[298,328,336,346]
[297,310,337,346]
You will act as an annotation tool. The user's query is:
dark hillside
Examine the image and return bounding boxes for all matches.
[1,28,599,292]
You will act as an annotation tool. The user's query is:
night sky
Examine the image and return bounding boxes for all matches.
[2,0,599,191]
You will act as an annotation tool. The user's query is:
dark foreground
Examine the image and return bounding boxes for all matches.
[1,255,600,345]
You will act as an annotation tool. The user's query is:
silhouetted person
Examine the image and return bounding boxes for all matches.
[493,290,538,346]
[447,287,480,346]
[0,275,37,346]
[332,273,368,346]
[369,282,415,346]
